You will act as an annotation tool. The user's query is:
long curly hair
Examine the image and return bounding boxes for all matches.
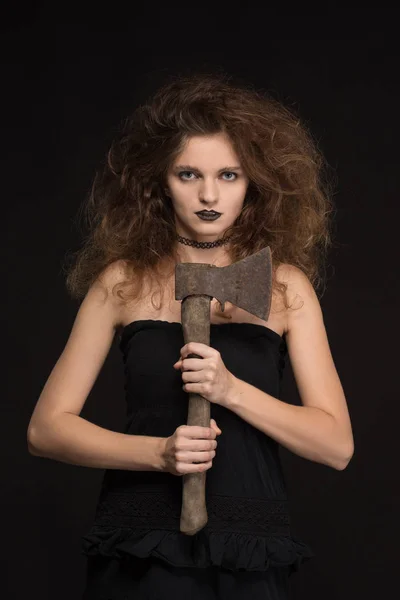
[63,72,336,312]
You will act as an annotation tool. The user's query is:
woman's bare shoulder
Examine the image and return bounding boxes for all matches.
[97,259,132,287]
[275,263,311,298]
[273,263,313,332]
[276,262,321,323]
[96,260,134,318]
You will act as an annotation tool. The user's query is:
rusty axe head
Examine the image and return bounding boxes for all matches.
[175,246,273,321]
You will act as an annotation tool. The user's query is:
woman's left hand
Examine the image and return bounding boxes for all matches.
[173,342,236,407]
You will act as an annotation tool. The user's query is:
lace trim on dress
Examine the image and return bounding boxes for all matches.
[93,490,291,536]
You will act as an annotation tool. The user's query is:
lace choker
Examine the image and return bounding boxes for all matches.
[176,233,232,249]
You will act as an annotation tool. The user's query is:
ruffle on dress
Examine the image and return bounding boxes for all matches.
[81,526,314,575]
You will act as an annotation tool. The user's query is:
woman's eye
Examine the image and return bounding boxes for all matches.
[179,171,196,180]
[178,171,237,181]
[222,172,237,181]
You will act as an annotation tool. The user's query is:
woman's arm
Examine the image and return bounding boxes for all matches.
[27,261,164,472]
[28,412,165,471]
[225,265,354,470]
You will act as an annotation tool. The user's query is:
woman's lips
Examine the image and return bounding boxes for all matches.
[196,212,222,220]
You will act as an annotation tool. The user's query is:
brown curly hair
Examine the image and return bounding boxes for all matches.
[63,72,336,312]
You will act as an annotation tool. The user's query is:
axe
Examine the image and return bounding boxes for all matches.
[175,246,273,535]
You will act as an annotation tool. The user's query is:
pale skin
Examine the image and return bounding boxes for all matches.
[27,132,354,476]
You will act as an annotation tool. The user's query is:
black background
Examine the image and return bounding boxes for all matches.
[3,4,398,599]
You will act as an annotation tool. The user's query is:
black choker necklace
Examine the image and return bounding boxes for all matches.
[176,234,232,249]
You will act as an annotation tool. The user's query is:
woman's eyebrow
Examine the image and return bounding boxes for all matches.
[173,164,242,172]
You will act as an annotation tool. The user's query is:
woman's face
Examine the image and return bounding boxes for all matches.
[165,132,249,242]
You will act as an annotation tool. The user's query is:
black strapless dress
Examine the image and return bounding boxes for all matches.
[81,320,314,599]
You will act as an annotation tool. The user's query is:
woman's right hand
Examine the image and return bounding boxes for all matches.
[161,418,222,476]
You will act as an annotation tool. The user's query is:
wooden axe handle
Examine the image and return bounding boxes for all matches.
[179,294,211,535]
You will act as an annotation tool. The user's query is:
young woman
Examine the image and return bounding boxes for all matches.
[27,73,354,599]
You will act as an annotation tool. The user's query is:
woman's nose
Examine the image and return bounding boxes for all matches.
[199,179,219,202]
